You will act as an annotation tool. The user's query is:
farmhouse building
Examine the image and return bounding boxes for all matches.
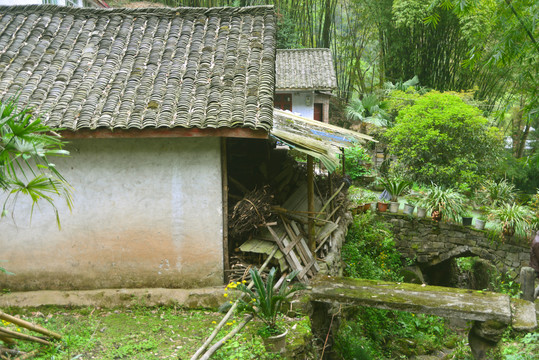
[275,48,337,123]
[0,5,276,290]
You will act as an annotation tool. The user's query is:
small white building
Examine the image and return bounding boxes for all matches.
[275,48,337,123]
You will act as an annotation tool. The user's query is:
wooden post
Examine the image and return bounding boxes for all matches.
[221,138,229,283]
[340,147,345,176]
[307,155,315,254]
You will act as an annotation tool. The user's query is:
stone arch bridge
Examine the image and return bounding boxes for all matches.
[380,213,530,280]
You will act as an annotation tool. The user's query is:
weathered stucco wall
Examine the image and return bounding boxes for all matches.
[0,137,224,291]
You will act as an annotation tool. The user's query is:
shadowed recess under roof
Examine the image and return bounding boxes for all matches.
[0,5,276,131]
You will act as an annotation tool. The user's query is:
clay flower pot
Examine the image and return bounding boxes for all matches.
[262,328,288,354]
[377,202,389,212]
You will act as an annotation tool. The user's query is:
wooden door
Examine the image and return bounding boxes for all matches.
[274,93,293,111]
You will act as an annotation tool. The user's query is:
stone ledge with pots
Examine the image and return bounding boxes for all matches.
[376,212,530,277]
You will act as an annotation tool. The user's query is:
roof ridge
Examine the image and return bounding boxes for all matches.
[277,48,331,52]
[0,5,275,18]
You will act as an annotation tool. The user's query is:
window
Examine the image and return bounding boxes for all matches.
[42,0,59,4]
[65,0,78,7]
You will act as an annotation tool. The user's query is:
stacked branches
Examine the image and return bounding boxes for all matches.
[229,186,274,237]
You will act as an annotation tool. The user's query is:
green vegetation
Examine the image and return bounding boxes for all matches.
[385,91,503,189]
[0,99,72,226]
[337,212,460,358]
[1,305,310,359]
[235,267,304,336]
[342,212,402,281]
[340,145,372,180]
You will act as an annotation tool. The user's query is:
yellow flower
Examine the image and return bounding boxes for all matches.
[223,293,228,297]
[212,321,216,324]
[226,322,232,326]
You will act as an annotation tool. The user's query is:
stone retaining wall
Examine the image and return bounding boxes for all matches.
[379,213,530,275]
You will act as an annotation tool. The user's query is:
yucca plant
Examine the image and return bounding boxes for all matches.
[379,177,411,203]
[422,185,466,223]
[236,267,303,336]
[489,203,532,238]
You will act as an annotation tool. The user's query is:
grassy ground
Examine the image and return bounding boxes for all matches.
[1,305,311,360]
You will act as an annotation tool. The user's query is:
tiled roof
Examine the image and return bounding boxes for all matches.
[0,5,276,131]
[276,48,336,91]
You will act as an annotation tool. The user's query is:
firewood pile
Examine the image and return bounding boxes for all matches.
[225,255,271,284]
[0,310,61,359]
[229,185,274,237]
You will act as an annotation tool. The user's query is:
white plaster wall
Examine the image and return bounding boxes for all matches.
[0,137,224,290]
[291,91,314,119]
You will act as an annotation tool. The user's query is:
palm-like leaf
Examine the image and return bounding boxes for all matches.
[1,98,72,228]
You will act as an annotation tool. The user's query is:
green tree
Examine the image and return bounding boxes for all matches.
[385,91,503,188]
[426,0,538,160]
[1,99,72,226]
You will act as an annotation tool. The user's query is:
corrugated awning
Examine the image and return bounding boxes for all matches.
[271,109,376,172]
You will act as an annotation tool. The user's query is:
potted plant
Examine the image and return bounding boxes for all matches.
[489,203,532,238]
[461,209,473,226]
[403,195,418,216]
[475,212,488,230]
[236,267,303,354]
[421,185,466,223]
[379,177,411,214]
[362,190,377,212]
[377,199,389,212]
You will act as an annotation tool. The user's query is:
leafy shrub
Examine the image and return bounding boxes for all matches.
[340,145,372,180]
[385,91,503,189]
[342,212,403,281]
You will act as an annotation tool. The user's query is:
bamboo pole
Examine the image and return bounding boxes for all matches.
[190,246,279,360]
[307,155,315,253]
[0,311,62,340]
[0,334,16,345]
[13,350,38,360]
[0,328,51,346]
[198,315,254,360]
